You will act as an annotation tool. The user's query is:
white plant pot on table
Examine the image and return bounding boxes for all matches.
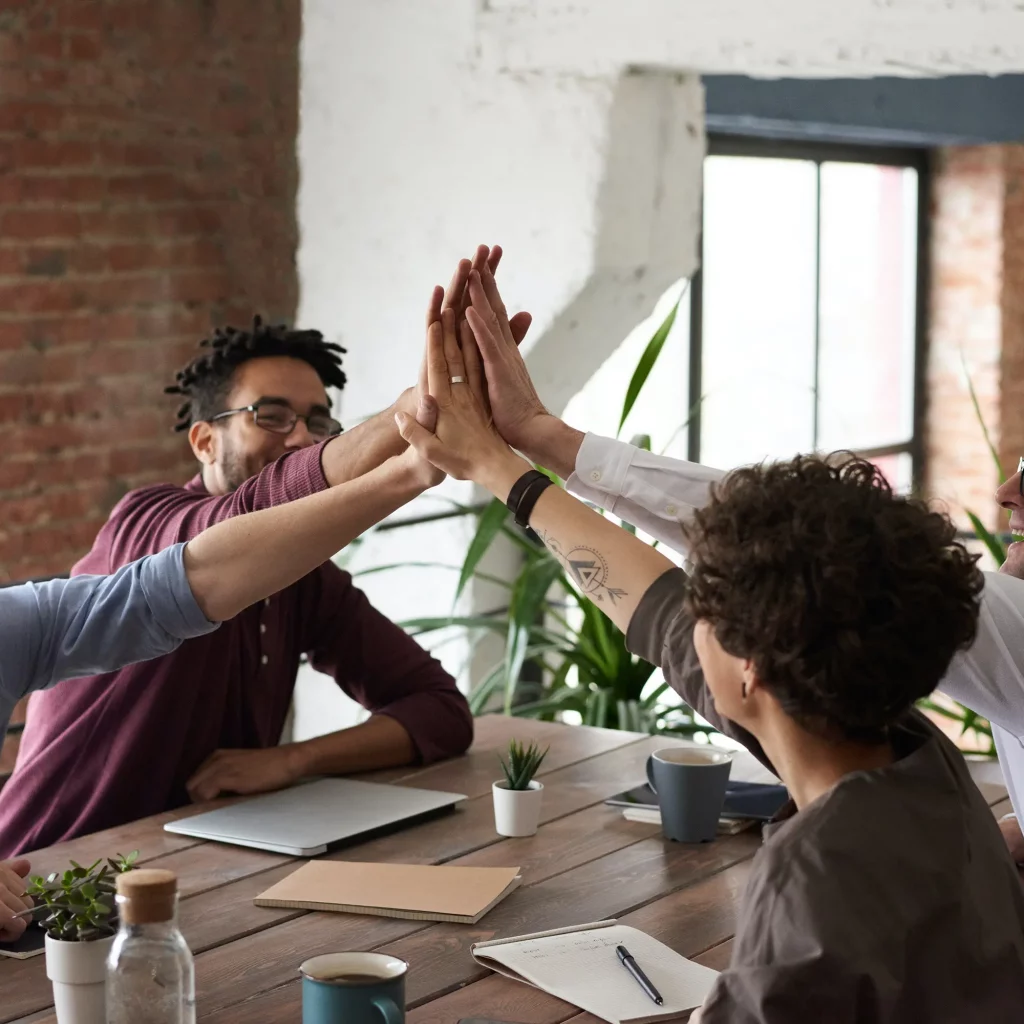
[492,780,544,837]
[45,933,114,1024]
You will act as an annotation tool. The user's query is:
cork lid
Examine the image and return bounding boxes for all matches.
[116,869,178,924]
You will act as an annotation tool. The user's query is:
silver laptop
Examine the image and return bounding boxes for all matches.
[164,778,466,856]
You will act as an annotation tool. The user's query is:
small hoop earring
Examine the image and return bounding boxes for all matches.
[741,682,747,699]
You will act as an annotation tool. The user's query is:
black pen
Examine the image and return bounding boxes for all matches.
[616,944,663,1006]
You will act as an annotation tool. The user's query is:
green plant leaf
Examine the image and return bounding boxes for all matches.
[961,352,1006,483]
[965,510,1007,566]
[617,283,687,436]
[454,499,512,607]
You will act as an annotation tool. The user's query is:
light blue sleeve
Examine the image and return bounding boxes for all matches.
[0,543,218,739]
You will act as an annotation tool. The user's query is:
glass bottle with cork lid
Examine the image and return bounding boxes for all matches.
[106,868,196,1024]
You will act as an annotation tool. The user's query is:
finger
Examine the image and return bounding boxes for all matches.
[6,858,31,880]
[468,269,513,351]
[477,260,515,346]
[441,308,466,383]
[0,885,29,922]
[416,394,438,433]
[425,284,444,329]
[440,259,472,316]
[509,311,532,346]
[466,304,506,374]
[0,909,27,942]
[486,243,503,276]
[461,320,489,414]
[426,321,451,404]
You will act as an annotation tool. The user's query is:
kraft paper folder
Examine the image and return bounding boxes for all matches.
[471,920,719,1024]
[254,861,522,924]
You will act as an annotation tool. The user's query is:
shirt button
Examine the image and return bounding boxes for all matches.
[590,470,602,482]
[666,504,678,516]
[260,623,267,634]
[261,654,269,666]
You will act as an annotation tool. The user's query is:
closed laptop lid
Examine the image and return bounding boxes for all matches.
[164,778,466,856]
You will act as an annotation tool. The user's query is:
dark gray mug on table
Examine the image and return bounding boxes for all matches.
[300,951,407,1024]
[646,746,733,843]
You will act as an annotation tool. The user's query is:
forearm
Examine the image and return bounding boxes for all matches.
[184,454,428,622]
[518,414,585,480]
[287,714,416,776]
[479,453,676,634]
[320,396,412,486]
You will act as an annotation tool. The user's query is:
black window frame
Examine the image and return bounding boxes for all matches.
[687,134,931,495]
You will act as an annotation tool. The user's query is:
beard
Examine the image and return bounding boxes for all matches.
[218,447,276,492]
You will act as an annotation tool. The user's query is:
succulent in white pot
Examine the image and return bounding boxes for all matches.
[26,851,138,1024]
[493,739,549,837]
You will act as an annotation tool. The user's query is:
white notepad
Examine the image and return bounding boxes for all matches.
[471,920,718,1024]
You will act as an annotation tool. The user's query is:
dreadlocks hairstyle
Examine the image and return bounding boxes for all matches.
[165,315,348,432]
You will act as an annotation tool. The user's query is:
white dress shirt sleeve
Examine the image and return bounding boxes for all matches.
[566,433,726,556]
[567,432,1024,820]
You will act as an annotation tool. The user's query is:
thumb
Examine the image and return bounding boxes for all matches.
[416,394,438,433]
[395,411,437,454]
[7,858,31,879]
[509,311,532,347]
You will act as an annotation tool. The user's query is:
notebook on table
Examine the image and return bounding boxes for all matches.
[471,920,718,1024]
[255,860,522,924]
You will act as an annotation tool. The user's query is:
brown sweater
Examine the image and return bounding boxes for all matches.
[627,568,1024,1024]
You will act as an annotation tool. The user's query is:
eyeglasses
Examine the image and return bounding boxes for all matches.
[211,400,342,440]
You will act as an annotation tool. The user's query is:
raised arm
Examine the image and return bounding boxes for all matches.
[463,255,723,554]
[395,304,675,638]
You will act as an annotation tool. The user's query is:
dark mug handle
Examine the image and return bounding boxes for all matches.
[646,755,658,796]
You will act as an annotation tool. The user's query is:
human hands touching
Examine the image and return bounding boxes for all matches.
[395,305,530,501]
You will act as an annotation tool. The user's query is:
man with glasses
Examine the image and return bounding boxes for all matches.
[0,267,533,853]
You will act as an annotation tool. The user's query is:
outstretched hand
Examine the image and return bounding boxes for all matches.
[395,306,530,500]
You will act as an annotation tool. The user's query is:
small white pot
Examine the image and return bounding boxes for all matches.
[45,933,114,1024]
[492,780,544,837]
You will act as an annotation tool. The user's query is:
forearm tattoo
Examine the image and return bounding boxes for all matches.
[539,530,628,605]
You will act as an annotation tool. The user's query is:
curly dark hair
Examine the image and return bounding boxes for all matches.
[164,315,347,432]
[683,454,983,744]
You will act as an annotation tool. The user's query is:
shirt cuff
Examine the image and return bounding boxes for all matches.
[139,543,219,640]
[566,433,636,510]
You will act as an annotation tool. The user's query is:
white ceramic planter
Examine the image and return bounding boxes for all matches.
[45,933,114,1024]
[492,780,544,837]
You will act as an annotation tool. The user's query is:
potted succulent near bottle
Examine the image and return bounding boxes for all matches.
[25,851,138,1024]
[492,740,549,837]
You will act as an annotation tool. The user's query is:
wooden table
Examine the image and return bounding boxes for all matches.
[1,715,1008,1023]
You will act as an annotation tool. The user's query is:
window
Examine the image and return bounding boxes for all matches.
[689,137,927,492]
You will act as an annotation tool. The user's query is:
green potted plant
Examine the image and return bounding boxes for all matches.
[493,739,549,837]
[26,851,139,1024]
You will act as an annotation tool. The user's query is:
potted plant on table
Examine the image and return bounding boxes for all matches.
[493,739,548,837]
[26,851,139,1024]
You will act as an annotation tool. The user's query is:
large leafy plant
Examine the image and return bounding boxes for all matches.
[27,851,139,942]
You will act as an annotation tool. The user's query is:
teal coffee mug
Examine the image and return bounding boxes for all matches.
[300,951,407,1024]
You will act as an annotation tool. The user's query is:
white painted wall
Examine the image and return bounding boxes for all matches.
[479,0,1024,78]
[292,0,1024,738]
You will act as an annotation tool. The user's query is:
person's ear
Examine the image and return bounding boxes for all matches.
[189,421,218,467]
[741,660,759,701]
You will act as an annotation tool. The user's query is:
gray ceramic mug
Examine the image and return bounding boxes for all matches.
[300,951,407,1024]
[646,746,733,843]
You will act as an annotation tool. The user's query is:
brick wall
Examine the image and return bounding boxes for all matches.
[926,144,1024,535]
[0,0,301,585]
